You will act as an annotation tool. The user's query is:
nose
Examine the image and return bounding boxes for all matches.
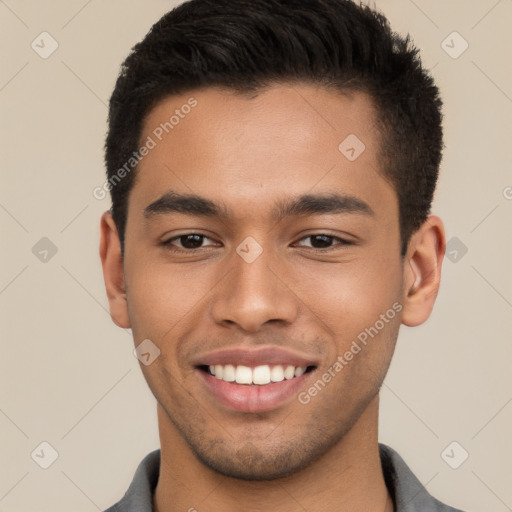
[210,244,299,333]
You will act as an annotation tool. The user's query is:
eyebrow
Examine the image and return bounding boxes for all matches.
[143,190,374,221]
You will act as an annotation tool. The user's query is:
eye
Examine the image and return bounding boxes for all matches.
[294,234,352,250]
[162,233,220,251]
[161,233,352,253]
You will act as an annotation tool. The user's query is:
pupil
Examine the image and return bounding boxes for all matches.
[181,234,203,248]
[311,235,332,248]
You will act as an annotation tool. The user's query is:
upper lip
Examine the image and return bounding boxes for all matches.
[192,345,320,368]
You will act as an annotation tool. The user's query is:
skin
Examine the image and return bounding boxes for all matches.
[100,83,445,512]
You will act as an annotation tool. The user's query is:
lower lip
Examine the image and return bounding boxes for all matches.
[197,369,314,413]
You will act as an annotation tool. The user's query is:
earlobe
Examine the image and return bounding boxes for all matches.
[401,215,446,327]
[99,211,131,328]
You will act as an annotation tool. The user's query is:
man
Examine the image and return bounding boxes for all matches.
[99,0,465,510]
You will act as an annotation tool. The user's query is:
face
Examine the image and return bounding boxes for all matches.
[105,84,412,480]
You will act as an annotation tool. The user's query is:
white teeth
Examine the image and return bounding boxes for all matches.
[270,365,285,382]
[215,364,224,379]
[223,364,236,382]
[207,364,308,385]
[253,365,271,385]
[294,367,305,377]
[284,365,295,380]
[235,365,253,384]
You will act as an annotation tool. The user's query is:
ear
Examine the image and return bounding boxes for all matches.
[401,215,446,327]
[99,211,131,328]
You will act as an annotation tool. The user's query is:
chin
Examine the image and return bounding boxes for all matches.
[189,438,332,482]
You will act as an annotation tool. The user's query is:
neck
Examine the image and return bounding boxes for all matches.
[153,395,392,512]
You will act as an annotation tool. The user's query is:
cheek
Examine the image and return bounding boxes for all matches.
[294,252,402,328]
[293,255,403,383]
[124,255,216,340]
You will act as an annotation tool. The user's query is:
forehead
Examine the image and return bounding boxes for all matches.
[141,83,379,161]
[130,83,396,223]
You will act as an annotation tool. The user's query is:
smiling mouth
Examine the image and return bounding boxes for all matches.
[197,364,317,385]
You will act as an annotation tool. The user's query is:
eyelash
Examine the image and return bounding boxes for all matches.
[161,233,353,253]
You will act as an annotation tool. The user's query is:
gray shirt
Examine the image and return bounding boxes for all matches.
[103,444,466,511]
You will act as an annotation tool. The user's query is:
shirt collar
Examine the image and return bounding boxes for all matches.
[379,444,463,511]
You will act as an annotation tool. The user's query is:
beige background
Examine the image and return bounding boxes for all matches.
[1,1,511,511]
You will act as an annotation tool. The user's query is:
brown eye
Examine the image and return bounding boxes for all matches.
[295,234,351,250]
[163,233,219,251]
[177,234,206,249]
